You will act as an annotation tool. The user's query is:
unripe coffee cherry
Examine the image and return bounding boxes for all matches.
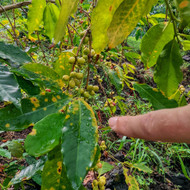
[83,55,88,60]
[83,91,90,98]
[83,47,90,55]
[76,73,83,79]
[70,72,76,78]
[74,79,80,87]
[69,57,75,64]
[69,80,75,88]
[90,90,95,96]
[91,49,95,56]
[80,88,85,95]
[62,75,70,81]
[87,85,93,91]
[93,86,99,92]
[77,57,85,65]
[84,37,89,44]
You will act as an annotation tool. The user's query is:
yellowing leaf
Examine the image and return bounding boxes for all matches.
[107,0,158,48]
[91,0,124,53]
[27,0,46,35]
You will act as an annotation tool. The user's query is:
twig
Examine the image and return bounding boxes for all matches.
[0,0,55,14]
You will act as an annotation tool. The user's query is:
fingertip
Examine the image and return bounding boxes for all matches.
[108,117,118,130]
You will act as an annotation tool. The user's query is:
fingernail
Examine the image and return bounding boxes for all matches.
[108,117,118,130]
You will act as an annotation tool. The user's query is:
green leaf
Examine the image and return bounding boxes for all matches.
[41,145,74,190]
[97,161,114,176]
[105,66,122,94]
[181,40,190,51]
[123,167,139,190]
[53,52,73,77]
[25,113,65,157]
[9,159,45,185]
[54,0,79,43]
[0,41,31,66]
[61,99,98,189]
[91,0,124,53]
[141,23,174,68]
[0,65,22,108]
[0,93,70,131]
[8,141,24,158]
[154,40,183,97]
[107,0,158,49]
[0,148,11,159]
[133,83,178,110]
[27,0,46,35]
[175,0,190,29]
[15,75,41,95]
[131,162,152,173]
[43,3,60,41]
[23,63,61,80]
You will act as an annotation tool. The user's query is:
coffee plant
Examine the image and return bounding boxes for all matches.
[0,0,189,189]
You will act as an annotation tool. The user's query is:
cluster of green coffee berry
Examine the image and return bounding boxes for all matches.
[80,85,99,98]
[92,176,106,190]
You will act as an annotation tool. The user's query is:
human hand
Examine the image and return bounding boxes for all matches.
[108,104,190,143]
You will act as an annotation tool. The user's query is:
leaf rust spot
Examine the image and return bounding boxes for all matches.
[29,129,37,136]
[44,98,48,102]
[5,123,10,128]
[179,0,189,8]
[109,6,113,11]
[52,97,57,102]
[43,107,47,111]
[65,115,70,119]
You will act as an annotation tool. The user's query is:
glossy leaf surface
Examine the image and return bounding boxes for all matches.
[141,23,174,68]
[0,65,22,108]
[61,99,98,189]
[107,0,158,48]
[41,145,74,190]
[25,113,65,157]
[0,41,31,66]
[154,40,183,97]
[54,0,79,43]
[27,0,46,35]
[91,0,124,53]
[0,93,70,131]
[9,159,45,185]
[133,83,178,110]
[44,3,60,41]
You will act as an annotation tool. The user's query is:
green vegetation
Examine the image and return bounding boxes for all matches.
[0,0,189,189]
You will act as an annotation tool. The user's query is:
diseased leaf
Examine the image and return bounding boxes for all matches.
[9,159,45,185]
[131,162,152,173]
[54,0,79,43]
[141,23,174,68]
[0,93,70,131]
[123,167,139,190]
[91,0,124,53]
[53,52,73,77]
[43,3,60,41]
[61,99,98,189]
[0,41,31,66]
[25,113,65,157]
[133,83,178,110]
[41,145,74,190]
[175,0,190,29]
[27,0,46,35]
[0,65,22,108]
[107,0,158,48]
[97,161,114,176]
[154,40,183,97]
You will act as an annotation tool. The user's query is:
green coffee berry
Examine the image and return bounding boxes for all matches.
[83,55,88,60]
[84,37,89,44]
[69,80,75,88]
[74,79,80,86]
[93,85,99,92]
[80,88,85,95]
[87,85,93,91]
[77,57,85,65]
[83,47,90,55]
[91,49,95,56]
[76,73,84,79]
[90,90,95,96]
[83,91,90,98]
[69,57,75,64]
[62,75,70,81]
[70,72,76,78]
